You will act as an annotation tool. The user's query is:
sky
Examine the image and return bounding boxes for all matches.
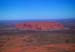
[0,0,74,20]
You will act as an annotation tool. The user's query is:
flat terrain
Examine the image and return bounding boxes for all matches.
[0,19,75,52]
[0,30,75,52]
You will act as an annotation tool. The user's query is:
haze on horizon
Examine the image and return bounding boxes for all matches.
[0,0,74,20]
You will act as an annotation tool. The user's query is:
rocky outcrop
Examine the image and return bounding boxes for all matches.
[16,22,64,31]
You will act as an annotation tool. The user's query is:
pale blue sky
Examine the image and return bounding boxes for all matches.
[0,0,74,20]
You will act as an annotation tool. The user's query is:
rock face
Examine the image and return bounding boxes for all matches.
[16,22,64,31]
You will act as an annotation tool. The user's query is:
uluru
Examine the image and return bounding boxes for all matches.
[16,22,64,31]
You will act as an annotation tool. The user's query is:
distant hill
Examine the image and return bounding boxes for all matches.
[0,18,75,30]
[16,22,64,31]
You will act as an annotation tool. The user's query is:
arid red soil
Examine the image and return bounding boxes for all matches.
[0,32,75,52]
[2,44,75,52]
[0,21,74,52]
